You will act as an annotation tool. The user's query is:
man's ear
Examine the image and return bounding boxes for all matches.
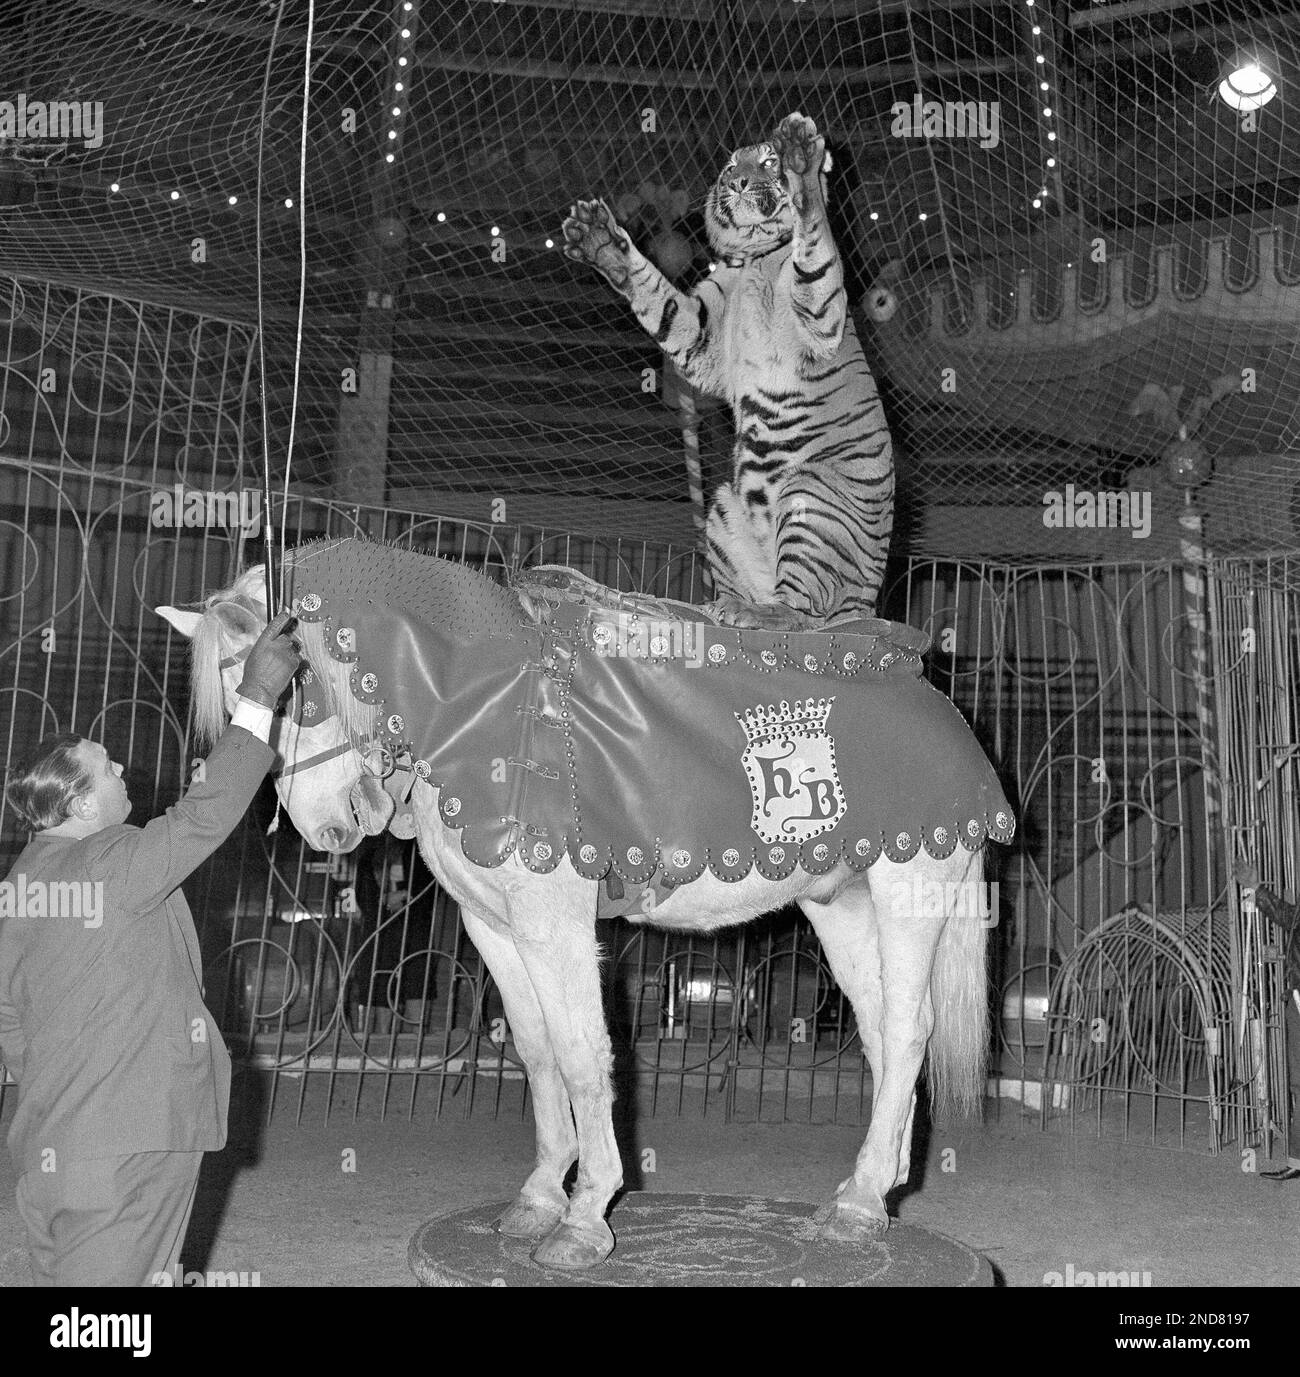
[156,606,204,639]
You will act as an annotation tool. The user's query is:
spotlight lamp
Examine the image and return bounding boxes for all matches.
[1219,62,1278,112]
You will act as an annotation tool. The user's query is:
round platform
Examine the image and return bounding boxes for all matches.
[409,1193,993,1287]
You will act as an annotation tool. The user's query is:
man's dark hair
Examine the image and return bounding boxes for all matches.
[5,733,93,831]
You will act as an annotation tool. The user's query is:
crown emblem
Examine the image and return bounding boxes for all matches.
[736,697,835,746]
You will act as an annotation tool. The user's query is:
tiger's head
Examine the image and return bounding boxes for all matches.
[703,128,832,259]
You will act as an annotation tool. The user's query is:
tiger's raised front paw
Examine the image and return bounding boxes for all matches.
[560,198,633,295]
[774,111,827,182]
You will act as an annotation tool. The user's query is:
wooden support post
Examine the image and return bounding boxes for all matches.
[332,223,408,508]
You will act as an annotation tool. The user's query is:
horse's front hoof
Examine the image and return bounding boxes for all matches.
[496,1197,565,1239]
[531,1218,615,1270]
[816,1200,890,1245]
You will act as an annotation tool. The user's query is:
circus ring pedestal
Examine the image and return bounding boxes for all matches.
[409,1193,994,1287]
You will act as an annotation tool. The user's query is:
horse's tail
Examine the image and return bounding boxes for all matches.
[926,849,990,1120]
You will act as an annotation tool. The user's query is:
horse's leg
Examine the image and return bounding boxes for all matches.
[870,851,980,1203]
[507,884,622,1269]
[798,876,886,1141]
[460,908,577,1238]
[800,857,949,1240]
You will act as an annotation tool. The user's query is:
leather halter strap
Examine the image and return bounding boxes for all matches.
[217,646,355,780]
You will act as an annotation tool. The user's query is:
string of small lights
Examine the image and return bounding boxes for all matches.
[1022,0,1060,215]
[387,2,416,171]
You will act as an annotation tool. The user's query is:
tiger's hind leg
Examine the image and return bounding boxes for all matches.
[705,481,813,629]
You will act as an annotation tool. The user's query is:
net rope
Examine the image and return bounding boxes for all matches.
[0,0,1295,557]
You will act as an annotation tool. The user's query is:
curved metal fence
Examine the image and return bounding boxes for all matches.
[0,277,1286,1156]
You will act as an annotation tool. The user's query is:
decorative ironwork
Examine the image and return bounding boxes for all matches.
[0,275,1280,1151]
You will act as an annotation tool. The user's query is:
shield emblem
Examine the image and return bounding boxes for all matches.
[736,697,847,845]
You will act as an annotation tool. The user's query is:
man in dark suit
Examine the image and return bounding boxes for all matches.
[0,607,301,1286]
[1235,860,1300,1181]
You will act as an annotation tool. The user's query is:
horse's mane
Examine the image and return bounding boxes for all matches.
[189,570,258,749]
[190,562,378,751]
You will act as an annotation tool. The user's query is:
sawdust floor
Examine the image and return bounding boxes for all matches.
[0,1074,1296,1288]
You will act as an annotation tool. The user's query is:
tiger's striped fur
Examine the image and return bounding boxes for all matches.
[561,111,894,625]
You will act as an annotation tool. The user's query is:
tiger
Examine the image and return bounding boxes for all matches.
[560,111,894,629]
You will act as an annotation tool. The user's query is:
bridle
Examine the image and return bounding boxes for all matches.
[218,644,412,796]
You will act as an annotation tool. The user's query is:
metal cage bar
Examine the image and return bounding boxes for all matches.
[0,277,1284,1155]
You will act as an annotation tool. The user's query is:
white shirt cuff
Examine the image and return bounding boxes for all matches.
[231,697,275,743]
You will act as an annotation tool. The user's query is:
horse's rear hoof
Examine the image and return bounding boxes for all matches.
[531,1218,615,1269]
[816,1200,890,1245]
[496,1197,564,1239]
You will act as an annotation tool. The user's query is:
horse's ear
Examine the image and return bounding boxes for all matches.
[156,606,204,639]
[211,600,262,638]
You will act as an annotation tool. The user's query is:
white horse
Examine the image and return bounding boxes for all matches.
[160,554,1001,1270]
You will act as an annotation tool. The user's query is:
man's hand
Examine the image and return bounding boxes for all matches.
[1232,857,1261,890]
[237,608,304,709]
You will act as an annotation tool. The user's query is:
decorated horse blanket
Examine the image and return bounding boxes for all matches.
[284,539,1015,887]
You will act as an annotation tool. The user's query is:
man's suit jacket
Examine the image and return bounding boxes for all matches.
[0,725,275,1173]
